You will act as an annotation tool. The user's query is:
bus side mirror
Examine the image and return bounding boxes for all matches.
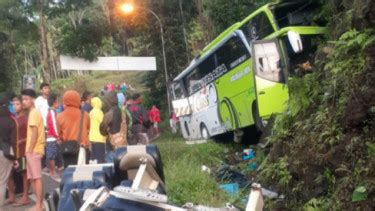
[288,31,303,53]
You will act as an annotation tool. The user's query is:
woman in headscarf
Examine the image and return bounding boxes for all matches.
[100,92,127,150]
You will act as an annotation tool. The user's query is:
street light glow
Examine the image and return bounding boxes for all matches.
[120,3,134,14]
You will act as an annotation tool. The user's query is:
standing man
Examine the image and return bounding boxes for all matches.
[149,105,161,137]
[8,96,30,208]
[35,83,51,126]
[0,96,17,207]
[22,89,45,211]
[81,91,92,113]
[57,90,90,167]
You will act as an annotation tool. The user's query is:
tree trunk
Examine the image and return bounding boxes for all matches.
[179,0,190,63]
[37,0,51,83]
[194,0,214,43]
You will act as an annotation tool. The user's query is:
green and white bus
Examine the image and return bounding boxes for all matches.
[170,1,326,141]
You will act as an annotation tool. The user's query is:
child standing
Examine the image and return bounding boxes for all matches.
[45,94,59,177]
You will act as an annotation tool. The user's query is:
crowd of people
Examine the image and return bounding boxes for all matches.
[102,81,135,95]
[0,82,161,211]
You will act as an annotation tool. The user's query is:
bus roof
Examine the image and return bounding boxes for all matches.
[173,31,238,81]
[173,3,274,82]
[200,3,272,57]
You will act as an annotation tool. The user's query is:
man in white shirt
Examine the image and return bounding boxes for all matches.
[35,83,51,126]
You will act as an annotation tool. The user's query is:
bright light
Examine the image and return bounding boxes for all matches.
[120,3,134,14]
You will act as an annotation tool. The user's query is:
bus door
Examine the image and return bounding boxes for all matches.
[251,39,289,118]
[169,81,192,117]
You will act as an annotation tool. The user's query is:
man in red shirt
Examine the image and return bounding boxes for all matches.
[148,105,161,136]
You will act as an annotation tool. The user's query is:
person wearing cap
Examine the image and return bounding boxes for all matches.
[22,89,45,211]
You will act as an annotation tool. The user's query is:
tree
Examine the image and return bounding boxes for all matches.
[36,0,51,83]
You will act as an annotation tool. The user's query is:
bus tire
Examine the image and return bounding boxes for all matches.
[200,124,210,140]
[252,102,267,132]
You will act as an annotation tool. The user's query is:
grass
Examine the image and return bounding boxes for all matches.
[153,121,265,208]
[154,129,238,207]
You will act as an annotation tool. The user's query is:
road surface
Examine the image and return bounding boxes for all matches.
[3,172,60,211]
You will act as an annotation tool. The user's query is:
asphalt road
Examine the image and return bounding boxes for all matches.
[2,173,60,211]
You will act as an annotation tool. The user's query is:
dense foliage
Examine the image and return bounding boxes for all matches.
[258,0,375,209]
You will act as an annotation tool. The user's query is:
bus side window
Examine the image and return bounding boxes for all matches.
[241,12,274,42]
[173,83,185,99]
[216,37,250,70]
[198,55,216,84]
[185,69,202,95]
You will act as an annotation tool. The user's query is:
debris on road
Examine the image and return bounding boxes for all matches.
[219,183,240,198]
[185,139,208,145]
[215,164,250,188]
[242,148,255,161]
[201,165,211,174]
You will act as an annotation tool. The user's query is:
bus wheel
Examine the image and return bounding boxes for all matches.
[200,124,210,140]
[252,102,268,132]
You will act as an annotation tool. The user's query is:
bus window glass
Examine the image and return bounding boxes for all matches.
[241,12,274,42]
[185,69,202,95]
[173,83,185,100]
[198,55,216,83]
[216,36,250,70]
[253,42,283,82]
[272,1,325,28]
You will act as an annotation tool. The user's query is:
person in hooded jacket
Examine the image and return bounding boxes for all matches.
[100,92,127,149]
[89,97,106,163]
[57,90,90,167]
[0,96,17,207]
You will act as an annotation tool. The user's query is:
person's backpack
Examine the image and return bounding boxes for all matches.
[129,104,151,129]
[129,104,143,125]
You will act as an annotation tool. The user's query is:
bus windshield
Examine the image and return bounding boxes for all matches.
[271,1,326,28]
